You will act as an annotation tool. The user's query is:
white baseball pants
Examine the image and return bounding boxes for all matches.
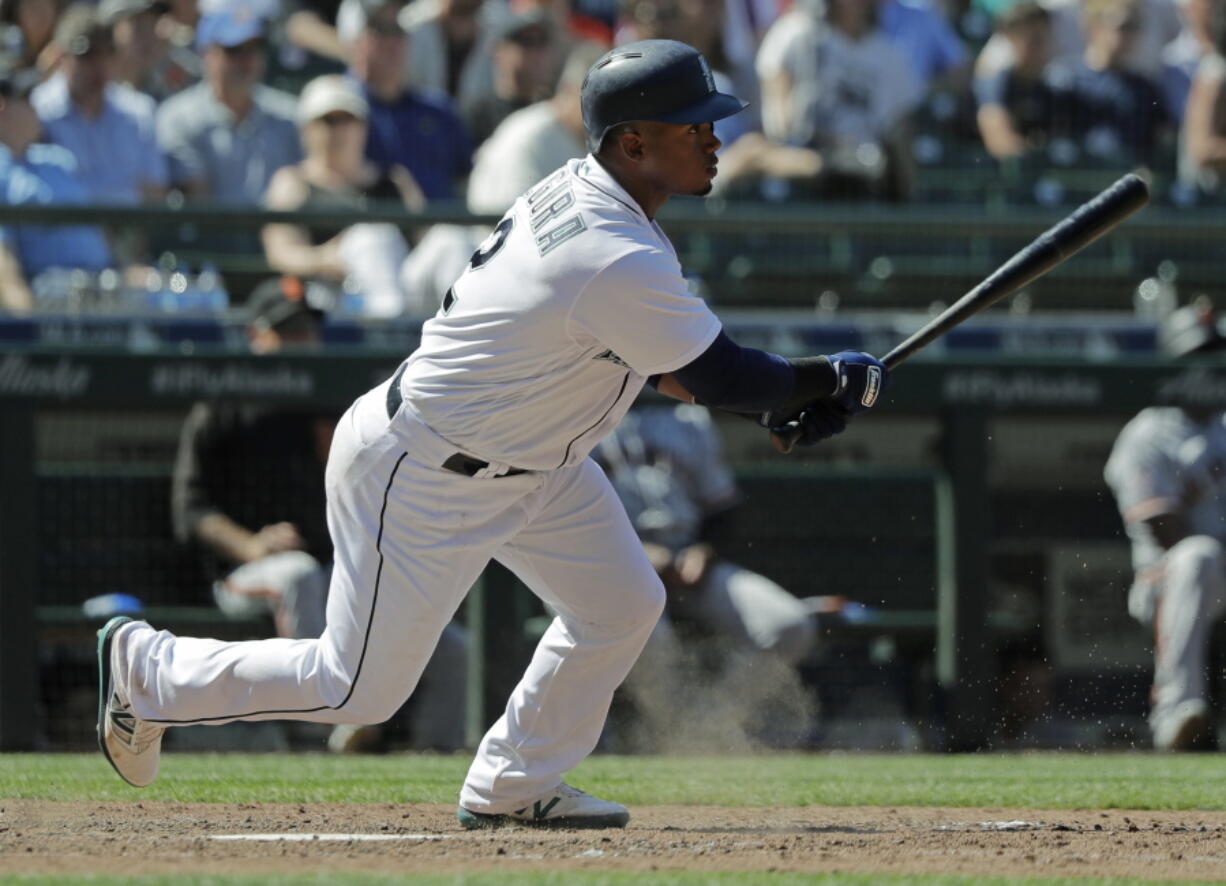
[116,377,665,811]
[1146,535,1226,733]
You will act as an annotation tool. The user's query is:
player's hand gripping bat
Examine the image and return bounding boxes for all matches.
[771,172,1152,453]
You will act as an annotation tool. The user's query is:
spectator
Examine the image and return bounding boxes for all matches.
[171,280,469,753]
[975,0,1081,159]
[262,73,430,317]
[286,0,349,64]
[1103,300,1226,751]
[593,404,816,750]
[459,9,558,148]
[399,0,512,107]
[0,70,113,313]
[975,0,1182,80]
[102,0,200,102]
[877,0,971,95]
[1179,0,1226,186]
[346,0,473,200]
[0,0,61,77]
[156,7,300,201]
[31,4,168,205]
[1066,0,1171,165]
[1160,0,1218,123]
[466,40,602,214]
[753,0,922,199]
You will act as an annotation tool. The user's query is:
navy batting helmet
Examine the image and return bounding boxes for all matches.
[580,39,747,153]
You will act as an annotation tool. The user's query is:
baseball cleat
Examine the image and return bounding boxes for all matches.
[1153,699,1213,752]
[96,616,164,787]
[457,783,629,829]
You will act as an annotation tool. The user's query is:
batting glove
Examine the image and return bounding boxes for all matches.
[827,351,888,414]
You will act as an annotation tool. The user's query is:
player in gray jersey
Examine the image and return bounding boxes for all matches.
[95,40,889,827]
[1104,302,1226,750]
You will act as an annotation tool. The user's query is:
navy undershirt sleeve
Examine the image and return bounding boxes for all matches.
[668,331,795,413]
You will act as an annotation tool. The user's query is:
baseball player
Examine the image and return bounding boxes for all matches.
[1104,301,1226,751]
[95,39,889,828]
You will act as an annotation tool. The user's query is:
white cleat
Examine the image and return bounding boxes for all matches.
[458,783,629,829]
[96,616,164,787]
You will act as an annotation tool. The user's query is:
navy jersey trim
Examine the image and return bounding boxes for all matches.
[145,451,409,725]
[557,372,630,469]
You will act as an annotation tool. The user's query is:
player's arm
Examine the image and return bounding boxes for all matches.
[651,331,887,446]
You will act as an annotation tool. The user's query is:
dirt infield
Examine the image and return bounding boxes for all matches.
[4,800,1226,880]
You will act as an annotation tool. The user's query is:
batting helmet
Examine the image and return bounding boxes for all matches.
[1160,298,1226,358]
[580,39,747,153]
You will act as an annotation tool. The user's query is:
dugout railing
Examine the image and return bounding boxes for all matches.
[3,346,1220,752]
[0,192,1214,312]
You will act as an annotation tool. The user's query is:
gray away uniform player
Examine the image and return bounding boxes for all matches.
[1105,406,1226,750]
[95,40,889,828]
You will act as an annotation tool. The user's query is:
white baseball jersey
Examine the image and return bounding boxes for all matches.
[402,156,723,470]
[1104,407,1226,574]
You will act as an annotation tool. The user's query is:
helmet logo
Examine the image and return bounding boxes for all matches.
[698,56,715,93]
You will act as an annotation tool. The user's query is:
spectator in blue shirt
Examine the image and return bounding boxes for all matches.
[154,6,300,297]
[156,7,300,202]
[0,72,112,313]
[346,0,473,199]
[877,0,969,93]
[31,4,169,205]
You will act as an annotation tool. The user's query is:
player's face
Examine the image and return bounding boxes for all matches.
[638,120,722,197]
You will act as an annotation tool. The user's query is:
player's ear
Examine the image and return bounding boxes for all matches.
[606,124,645,162]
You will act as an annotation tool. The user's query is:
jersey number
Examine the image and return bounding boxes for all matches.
[468,216,514,270]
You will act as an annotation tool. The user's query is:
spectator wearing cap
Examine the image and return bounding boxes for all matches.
[459,9,558,147]
[30,3,168,205]
[0,71,113,312]
[155,6,299,202]
[466,40,601,214]
[343,0,473,200]
[103,0,199,101]
[263,73,437,316]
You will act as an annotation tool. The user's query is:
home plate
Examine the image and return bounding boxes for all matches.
[210,833,447,842]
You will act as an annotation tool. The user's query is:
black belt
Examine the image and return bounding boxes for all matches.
[386,363,527,478]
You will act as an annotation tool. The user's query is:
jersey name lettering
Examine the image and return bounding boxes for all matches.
[536,215,587,256]
[526,170,586,257]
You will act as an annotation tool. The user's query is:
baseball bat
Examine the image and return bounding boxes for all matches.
[773,172,1151,452]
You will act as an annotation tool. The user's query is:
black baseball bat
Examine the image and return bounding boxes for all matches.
[773,172,1151,452]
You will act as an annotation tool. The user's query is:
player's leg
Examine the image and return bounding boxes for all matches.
[98,385,527,784]
[459,458,664,823]
[1151,535,1226,749]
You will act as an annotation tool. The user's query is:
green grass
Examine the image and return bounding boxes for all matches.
[2,875,1225,886]
[2,751,1226,810]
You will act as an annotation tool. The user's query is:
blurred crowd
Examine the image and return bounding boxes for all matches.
[0,0,1220,315]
